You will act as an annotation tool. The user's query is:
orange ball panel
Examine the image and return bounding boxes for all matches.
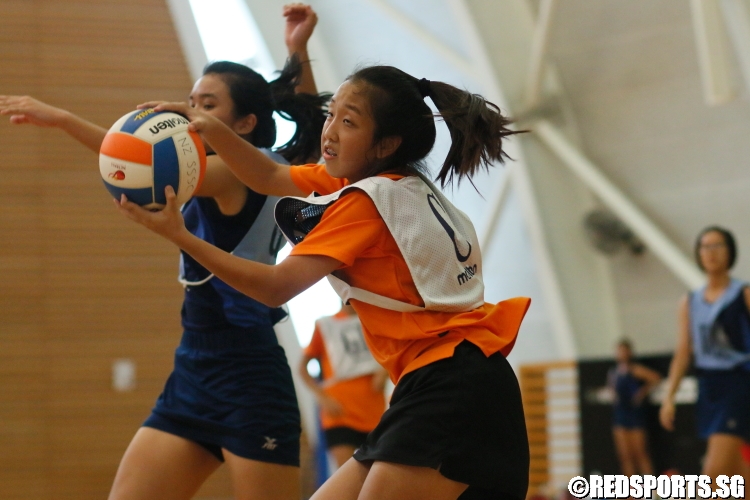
[100,132,153,166]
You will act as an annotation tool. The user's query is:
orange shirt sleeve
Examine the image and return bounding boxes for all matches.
[289,164,346,196]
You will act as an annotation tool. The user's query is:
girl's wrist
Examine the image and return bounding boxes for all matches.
[57,109,76,129]
[170,227,194,248]
[288,46,309,57]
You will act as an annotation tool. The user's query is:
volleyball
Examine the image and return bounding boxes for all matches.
[99,108,206,210]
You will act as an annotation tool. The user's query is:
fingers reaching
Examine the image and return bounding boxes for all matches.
[134,101,208,134]
[0,95,64,127]
[136,100,188,114]
[114,186,187,244]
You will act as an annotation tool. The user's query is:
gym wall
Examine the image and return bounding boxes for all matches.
[0,1,234,498]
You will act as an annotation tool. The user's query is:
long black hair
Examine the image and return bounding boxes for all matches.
[346,65,520,186]
[204,55,331,163]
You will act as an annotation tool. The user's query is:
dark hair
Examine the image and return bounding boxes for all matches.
[203,55,331,163]
[617,338,633,351]
[346,65,520,186]
[694,225,737,270]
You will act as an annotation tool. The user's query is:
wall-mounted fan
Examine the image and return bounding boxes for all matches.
[583,209,645,255]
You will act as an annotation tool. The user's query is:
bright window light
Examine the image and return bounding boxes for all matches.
[189,0,331,344]
[188,0,260,66]
[187,0,296,149]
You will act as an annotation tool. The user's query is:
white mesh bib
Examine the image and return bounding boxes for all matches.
[275,173,485,313]
[317,315,381,381]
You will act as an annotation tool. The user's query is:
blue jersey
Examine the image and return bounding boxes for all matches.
[610,367,647,428]
[690,279,750,371]
[179,149,288,334]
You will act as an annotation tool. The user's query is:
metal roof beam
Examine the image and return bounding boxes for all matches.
[534,120,704,289]
[690,0,737,105]
[525,0,559,108]
[364,0,476,76]
[719,0,750,97]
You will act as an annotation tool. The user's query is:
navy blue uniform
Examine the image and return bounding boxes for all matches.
[143,150,301,465]
[611,368,647,429]
[690,279,750,442]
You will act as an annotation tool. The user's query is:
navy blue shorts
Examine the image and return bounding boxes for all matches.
[353,341,529,500]
[696,369,750,442]
[613,405,647,429]
[143,326,301,466]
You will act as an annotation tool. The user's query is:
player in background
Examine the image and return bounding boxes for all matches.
[608,339,661,476]
[299,304,388,469]
[660,226,750,482]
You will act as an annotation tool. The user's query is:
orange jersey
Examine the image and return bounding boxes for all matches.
[304,311,386,432]
[290,164,530,382]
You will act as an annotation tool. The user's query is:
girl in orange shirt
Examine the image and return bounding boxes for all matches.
[299,305,388,468]
[119,66,531,500]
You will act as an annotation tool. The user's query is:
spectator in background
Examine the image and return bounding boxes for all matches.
[608,339,662,475]
[299,304,388,469]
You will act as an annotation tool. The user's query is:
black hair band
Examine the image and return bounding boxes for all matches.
[417,78,432,98]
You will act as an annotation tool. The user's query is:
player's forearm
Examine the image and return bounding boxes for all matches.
[200,121,296,197]
[664,349,690,402]
[174,230,287,307]
[58,111,108,153]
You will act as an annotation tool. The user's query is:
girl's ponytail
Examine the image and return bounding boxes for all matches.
[269,55,332,163]
[348,66,520,187]
[425,80,519,187]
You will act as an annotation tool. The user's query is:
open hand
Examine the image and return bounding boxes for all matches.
[114,186,189,244]
[0,95,68,127]
[283,3,318,52]
[137,101,214,134]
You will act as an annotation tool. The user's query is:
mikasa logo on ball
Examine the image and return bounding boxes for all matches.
[149,116,190,136]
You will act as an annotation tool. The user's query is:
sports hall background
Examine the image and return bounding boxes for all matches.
[1,0,750,498]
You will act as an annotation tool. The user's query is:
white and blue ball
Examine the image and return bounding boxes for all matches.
[99,108,206,210]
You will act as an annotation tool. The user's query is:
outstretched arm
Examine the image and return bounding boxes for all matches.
[143,101,306,198]
[0,95,107,153]
[659,295,692,431]
[116,186,336,306]
[284,3,320,96]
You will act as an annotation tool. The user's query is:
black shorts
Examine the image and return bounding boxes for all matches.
[353,340,529,500]
[323,426,370,449]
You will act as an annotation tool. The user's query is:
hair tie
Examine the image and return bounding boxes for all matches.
[417,78,432,98]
